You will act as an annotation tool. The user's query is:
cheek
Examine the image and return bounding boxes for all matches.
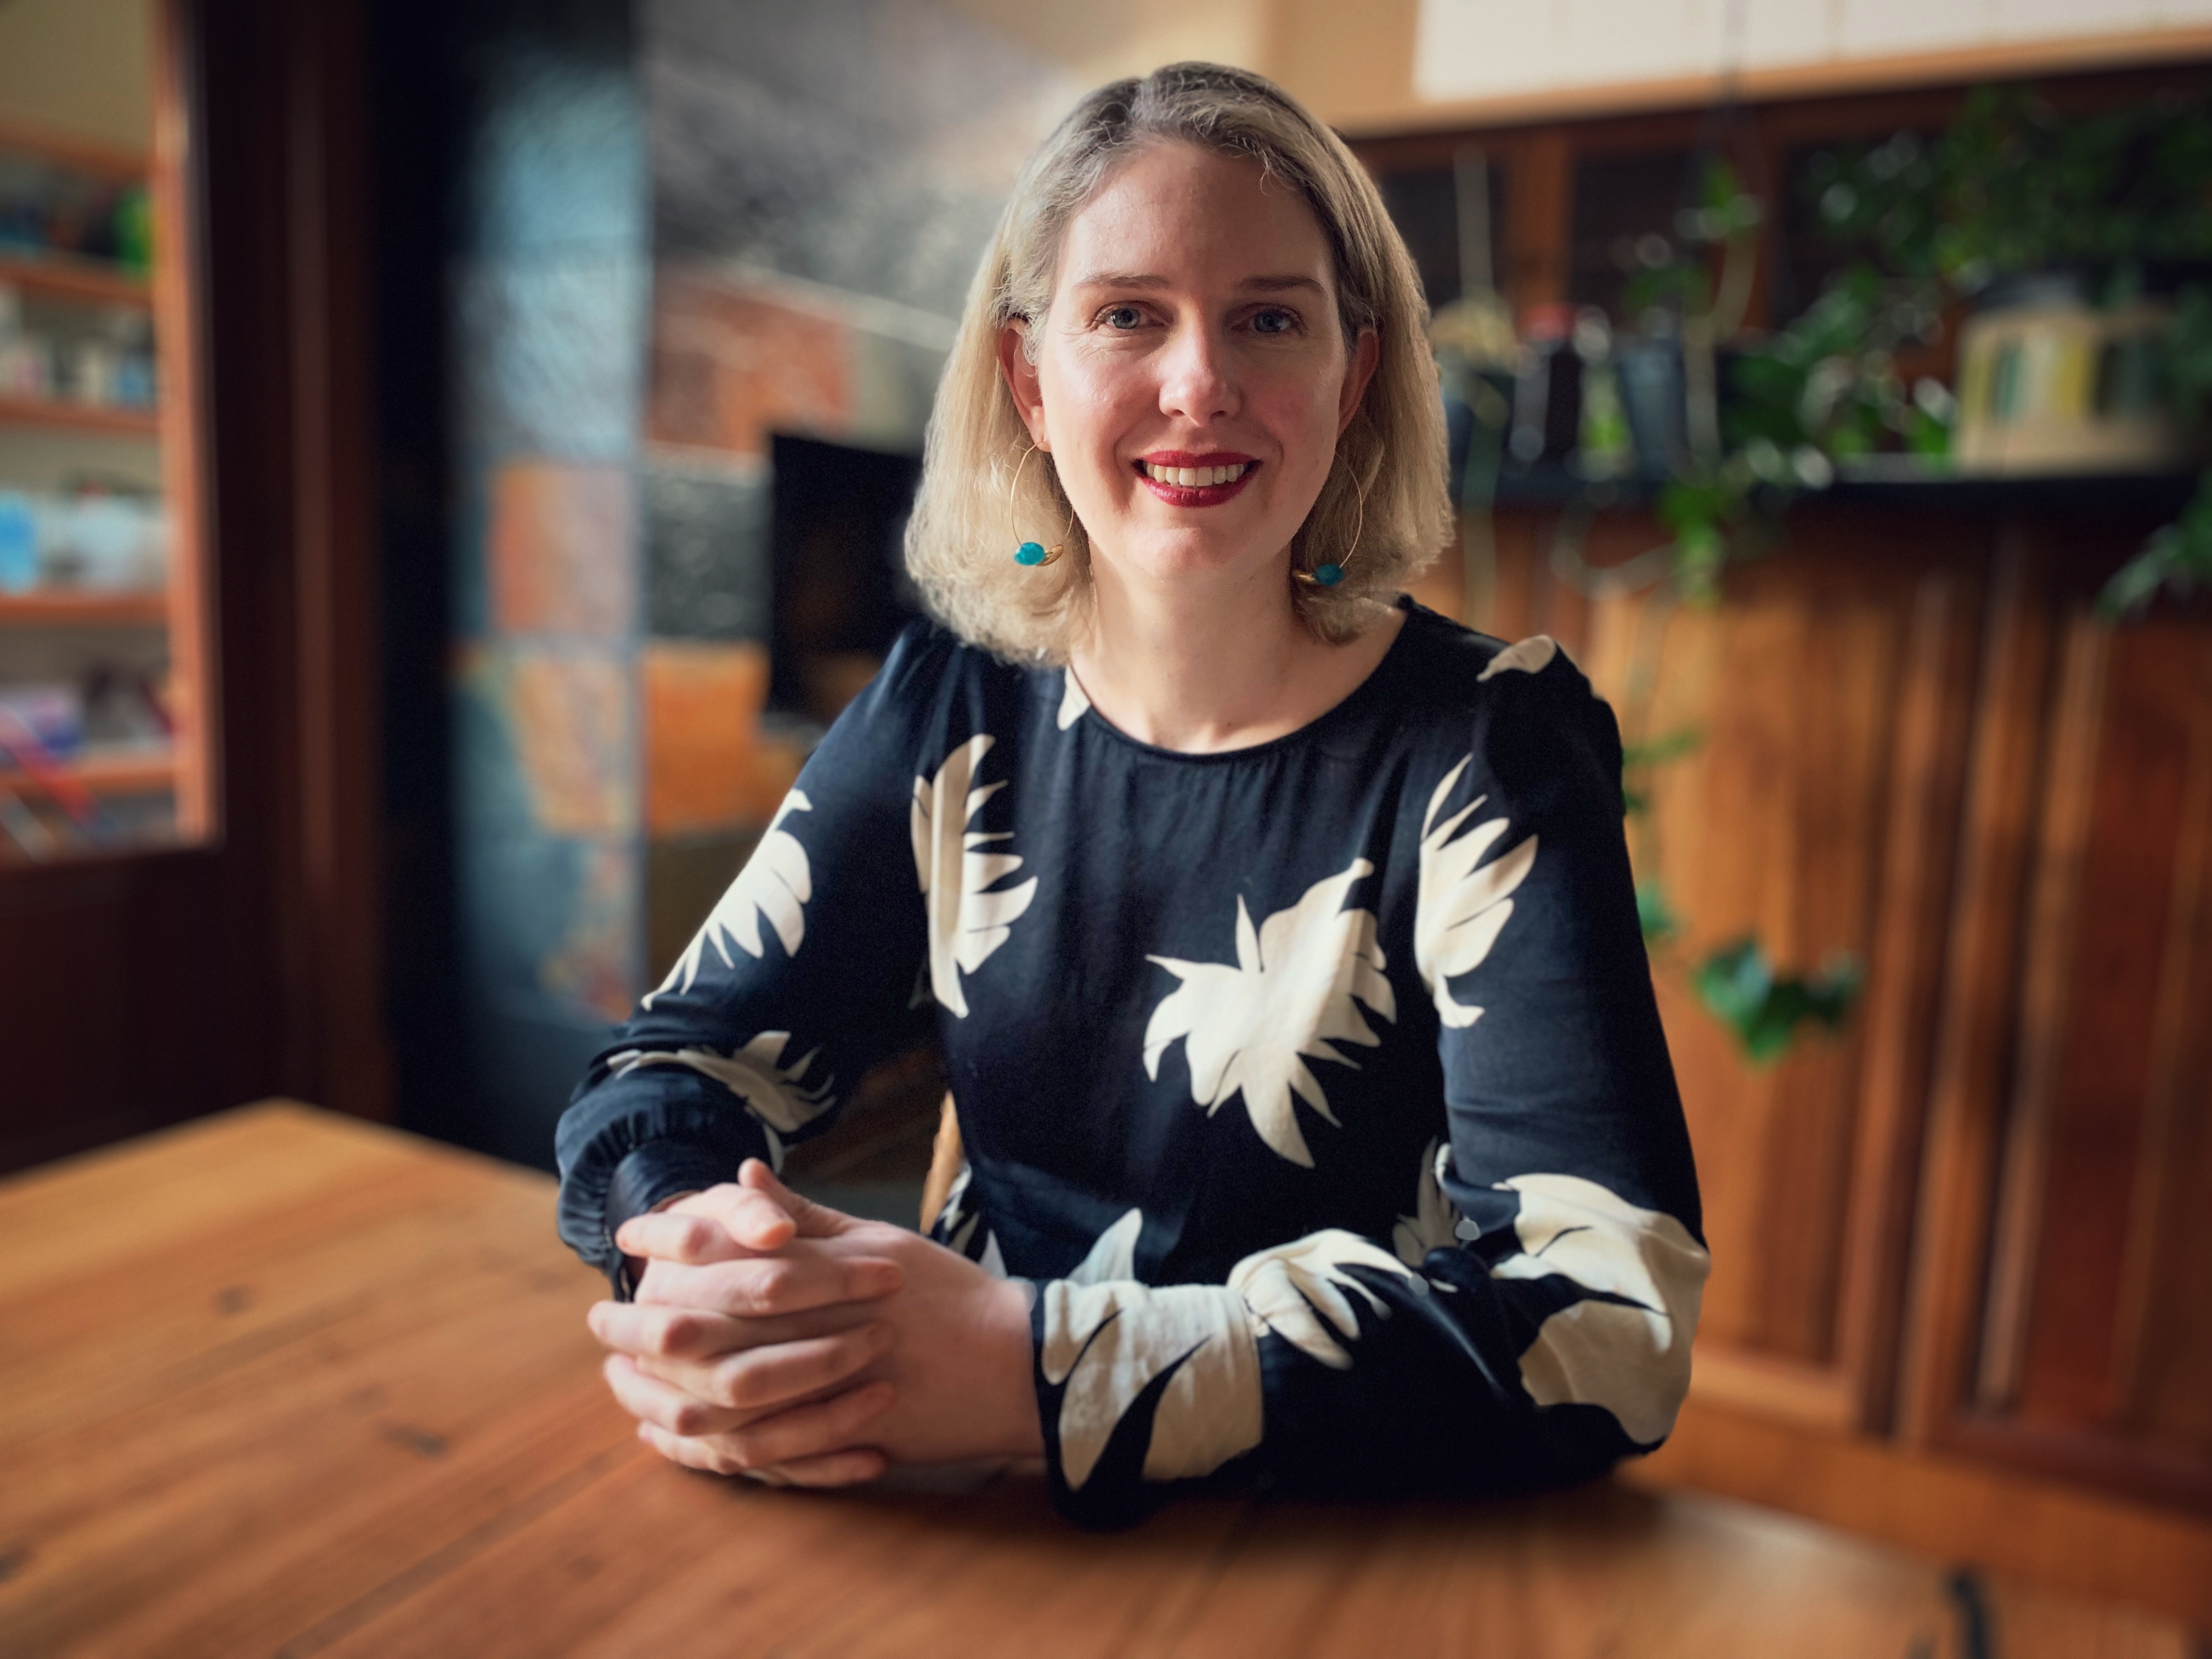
[1041,358,1144,464]
[1249,370,1347,475]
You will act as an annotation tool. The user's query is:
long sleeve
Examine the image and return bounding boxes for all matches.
[1024,640,1707,1527]
[554,629,945,1290]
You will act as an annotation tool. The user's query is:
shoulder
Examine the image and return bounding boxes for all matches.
[844,617,1041,730]
[1385,602,1622,810]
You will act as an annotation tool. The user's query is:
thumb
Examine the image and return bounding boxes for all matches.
[737,1158,854,1239]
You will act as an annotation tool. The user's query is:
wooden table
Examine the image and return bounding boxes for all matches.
[1,1105,2193,1658]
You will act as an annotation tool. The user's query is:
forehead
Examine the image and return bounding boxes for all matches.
[1056,142,1335,292]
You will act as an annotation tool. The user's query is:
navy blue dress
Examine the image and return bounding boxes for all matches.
[556,600,1706,1527]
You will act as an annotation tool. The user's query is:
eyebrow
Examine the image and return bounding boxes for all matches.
[1070,272,1327,297]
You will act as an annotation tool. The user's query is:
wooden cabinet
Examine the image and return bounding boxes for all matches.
[0,1,389,1170]
[1356,59,2212,1604]
[0,95,211,859]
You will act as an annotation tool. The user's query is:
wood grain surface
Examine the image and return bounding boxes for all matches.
[0,1104,2195,1658]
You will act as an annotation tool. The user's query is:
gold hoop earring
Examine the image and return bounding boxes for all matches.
[1295,462,1365,588]
[1009,444,1070,567]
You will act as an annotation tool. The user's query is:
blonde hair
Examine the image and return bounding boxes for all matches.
[904,62,1449,663]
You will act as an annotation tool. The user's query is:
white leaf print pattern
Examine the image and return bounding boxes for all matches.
[1392,1138,1464,1267]
[1066,1207,1142,1285]
[1415,759,1537,1029]
[911,735,1039,1018]
[1228,1229,1425,1369]
[645,790,811,1008]
[610,1031,836,1173]
[1040,1215,1426,1492]
[1040,1225,1261,1491]
[1057,669,1090,731]
[1143,860,1396,1167]
[1489,1173,1709,1444]
[1477,633,1559,681]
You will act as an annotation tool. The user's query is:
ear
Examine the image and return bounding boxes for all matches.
[996,319,1049,449]
[1336,325,1381,436]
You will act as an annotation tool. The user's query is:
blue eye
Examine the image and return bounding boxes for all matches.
[1252,308,1296,335]
[1104,306,1143,330]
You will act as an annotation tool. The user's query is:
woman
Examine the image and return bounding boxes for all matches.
[557,62,1706,1528]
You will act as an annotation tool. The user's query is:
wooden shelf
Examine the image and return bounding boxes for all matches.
[0,749,175,796]
[0,251,152,309]
[0,116,148,183]
[1480,466,2203,517]
[0,590,168,625]
[0,394,159,437]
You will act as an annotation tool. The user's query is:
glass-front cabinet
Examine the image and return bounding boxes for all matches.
[0,0,206,863]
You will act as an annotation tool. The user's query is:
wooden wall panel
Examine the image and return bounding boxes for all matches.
[1481,506,1985,1426]
[1956,609,2212,1506]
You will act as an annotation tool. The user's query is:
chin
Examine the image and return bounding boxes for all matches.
[1114,531,1279,585]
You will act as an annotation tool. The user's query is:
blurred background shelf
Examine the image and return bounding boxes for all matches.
[1487,467,2204,516]
[0,590,167,625]
[0,393,159,436]
[0,748,174,795]
[0,250,150,308]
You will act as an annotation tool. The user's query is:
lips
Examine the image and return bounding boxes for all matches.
[1135,452,1259,505]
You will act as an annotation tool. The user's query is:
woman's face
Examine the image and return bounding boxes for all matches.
[1000,142,1378,593]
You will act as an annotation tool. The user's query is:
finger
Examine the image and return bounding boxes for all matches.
[756,1447,889,1487]
[638,1420,761,1477]
[719,1380,895,1471]
[603,1352,747,1438]
[641,1321,893,1411]
[678,1181,798,1252]
[737,1159,853,1240]
[633,1248,904,1318]
[635,1424,881,1487]
[613,1210,752,1267]
[590,1298,880,1363]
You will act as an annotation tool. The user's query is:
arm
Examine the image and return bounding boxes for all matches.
[554,630,943,1294]
[1028,645,1708,1527]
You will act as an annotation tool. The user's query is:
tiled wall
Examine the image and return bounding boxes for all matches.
[445,0,650,1164]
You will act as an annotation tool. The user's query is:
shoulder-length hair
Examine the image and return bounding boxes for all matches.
[905,61,1450,663]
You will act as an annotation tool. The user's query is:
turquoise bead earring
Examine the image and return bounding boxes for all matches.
[1009,443,1069,567]
[1295,463,1366,590]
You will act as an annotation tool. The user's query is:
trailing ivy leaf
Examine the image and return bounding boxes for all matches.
[1636,879,1679,945]
[1694,938,1864,1065]
[1622,727,1705,771]
[2101,474,2212,619]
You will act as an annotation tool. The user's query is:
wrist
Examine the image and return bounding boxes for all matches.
[990,1277,1045,1459]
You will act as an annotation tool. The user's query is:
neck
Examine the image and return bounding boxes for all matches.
[1069,549,1401,753]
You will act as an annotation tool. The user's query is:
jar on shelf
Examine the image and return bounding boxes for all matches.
[1954,272,2198,474]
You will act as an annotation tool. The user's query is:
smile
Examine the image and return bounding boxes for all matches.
[1135,453,1259,505]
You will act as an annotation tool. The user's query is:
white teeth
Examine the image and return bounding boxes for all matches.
[1144,461,1248,487]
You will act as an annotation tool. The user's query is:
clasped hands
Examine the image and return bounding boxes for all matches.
[588,1160,1043,1487]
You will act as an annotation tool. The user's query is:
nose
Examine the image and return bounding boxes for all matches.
[1155,315,1238,424]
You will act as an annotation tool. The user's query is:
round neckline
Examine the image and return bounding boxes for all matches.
[1060,595,1426,765]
